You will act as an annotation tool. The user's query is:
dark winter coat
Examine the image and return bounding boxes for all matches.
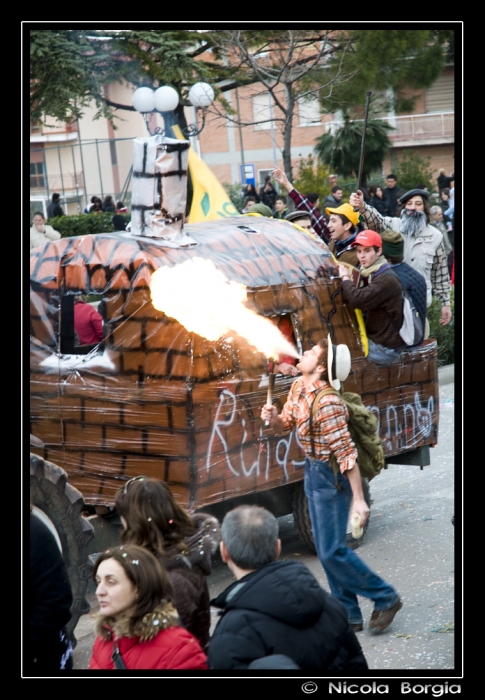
[242,185,260,203]
[260,183,277,209]
[207,560,368,670]
[47,201,64,219]
[383,186,405,216]
[369,195,391,217]
[437,173,453,194]
[157,513,220,651]
[389,262,427,346]
[341,264,404,349]
[322,194,344,221]
[28,514,73,674]
[89,603,208,670]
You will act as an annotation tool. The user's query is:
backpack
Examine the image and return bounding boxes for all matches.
[311,387,386,482]
[375,266,425,348]
[396,287,424,347]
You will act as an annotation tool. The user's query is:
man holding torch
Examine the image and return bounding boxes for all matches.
[260,338,402,634]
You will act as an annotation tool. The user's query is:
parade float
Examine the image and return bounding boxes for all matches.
[29,134,439,638]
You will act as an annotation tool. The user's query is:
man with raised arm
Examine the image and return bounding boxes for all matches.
[272,167,331,245]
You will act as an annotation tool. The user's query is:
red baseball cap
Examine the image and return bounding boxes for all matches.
[353,230,382,248]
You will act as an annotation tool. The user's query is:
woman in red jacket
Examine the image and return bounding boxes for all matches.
[89,544,208,670]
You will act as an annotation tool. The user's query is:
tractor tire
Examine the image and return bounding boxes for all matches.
[29,453,94,646]
[292,478,372,553]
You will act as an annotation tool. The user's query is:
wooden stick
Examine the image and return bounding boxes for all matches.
[265,361,276,427]
[354,91,372,212]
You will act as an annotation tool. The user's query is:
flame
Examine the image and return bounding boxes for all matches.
[150,257,299,359]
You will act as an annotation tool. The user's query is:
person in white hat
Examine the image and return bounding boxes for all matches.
[261,337,402,635]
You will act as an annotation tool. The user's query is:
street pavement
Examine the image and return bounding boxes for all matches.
[72,365,457,677]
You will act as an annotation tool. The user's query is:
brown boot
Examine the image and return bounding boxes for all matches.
[369,599,403,634]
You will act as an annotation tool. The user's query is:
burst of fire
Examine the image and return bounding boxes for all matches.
[150,257,300,360]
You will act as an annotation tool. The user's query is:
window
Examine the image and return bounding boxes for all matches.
[30,162,45,188]
[257,169,274,188]
[298,96,322,126]
[252,92,273,130]
[425,73,454,113]
[59,294,104,355]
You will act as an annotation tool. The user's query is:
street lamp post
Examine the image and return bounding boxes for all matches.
[132,83,215,139]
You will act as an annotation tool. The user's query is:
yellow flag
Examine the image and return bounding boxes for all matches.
[332,257,368,357]
[172,124,239,222]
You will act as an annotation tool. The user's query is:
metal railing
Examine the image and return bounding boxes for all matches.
[29,137,134,214]
[30,171,85,192]
[326,112,454,142]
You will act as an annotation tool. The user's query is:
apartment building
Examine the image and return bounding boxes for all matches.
[29,64,454,219]
[194,63,455,190]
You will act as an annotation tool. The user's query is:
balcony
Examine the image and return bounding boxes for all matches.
[30,171,85,193]
[387,113,454,146]
[30,119,79,143]
[326,112,454,147]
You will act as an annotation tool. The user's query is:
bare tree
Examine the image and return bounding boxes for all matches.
[207,30,356,182]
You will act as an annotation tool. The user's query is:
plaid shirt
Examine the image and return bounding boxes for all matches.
[289,189,331,245]
[280,378,357,473]
[360,203,451,307]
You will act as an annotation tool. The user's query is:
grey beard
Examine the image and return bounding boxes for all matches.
[400,209,427,237]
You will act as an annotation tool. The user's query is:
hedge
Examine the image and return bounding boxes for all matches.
[42,213,130,238]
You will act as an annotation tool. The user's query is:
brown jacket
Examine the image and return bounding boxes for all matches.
[341,268,404,349]
[329,240,359,267]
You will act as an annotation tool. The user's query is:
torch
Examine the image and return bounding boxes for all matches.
[265,360,276,428]
[353,91,372,212]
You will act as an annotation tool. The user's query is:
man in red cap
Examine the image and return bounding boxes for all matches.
[337,230,405,365]
[349,188,451,329]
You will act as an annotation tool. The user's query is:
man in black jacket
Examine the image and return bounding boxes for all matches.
[46,193,64,220]
[382,174,405,216]
[207,505,368,671]
[322,185,343,221]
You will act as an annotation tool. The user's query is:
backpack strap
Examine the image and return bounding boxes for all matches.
[309,387,344,489]
[370,262,392,279]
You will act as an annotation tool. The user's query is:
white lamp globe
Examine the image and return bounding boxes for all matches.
[132,87,155,113]
[154,86,180,113]
[188,82,215,108]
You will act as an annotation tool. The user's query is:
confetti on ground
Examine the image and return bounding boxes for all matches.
[430,622,454,633]
[394,633,417,639]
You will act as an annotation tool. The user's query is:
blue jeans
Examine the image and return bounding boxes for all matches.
[304,457,400,625]
[367,338,402,365]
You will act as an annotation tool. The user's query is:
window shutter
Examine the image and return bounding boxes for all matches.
[425,74,454,113]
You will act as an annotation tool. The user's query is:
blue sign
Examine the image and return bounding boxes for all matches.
[240,164,255,186]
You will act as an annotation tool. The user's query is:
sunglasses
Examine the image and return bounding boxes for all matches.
[121,476,147,496]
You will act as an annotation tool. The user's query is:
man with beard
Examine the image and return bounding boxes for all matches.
[349,188,452,328]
